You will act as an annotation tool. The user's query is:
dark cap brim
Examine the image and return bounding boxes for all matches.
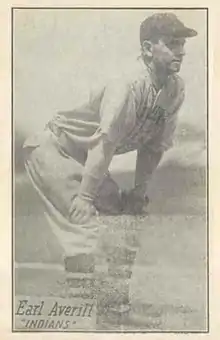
[175,27,198,38]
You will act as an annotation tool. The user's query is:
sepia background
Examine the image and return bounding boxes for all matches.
[14,9,208,331]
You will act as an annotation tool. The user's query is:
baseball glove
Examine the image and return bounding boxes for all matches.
[121,189,149,215]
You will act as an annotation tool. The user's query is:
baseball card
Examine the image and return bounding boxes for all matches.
[1,1,219,339]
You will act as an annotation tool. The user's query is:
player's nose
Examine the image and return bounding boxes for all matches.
[176,45,185,57]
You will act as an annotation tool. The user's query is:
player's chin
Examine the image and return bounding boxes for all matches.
[168,61,182,73]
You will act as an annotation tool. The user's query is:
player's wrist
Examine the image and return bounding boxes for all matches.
[77,193,94,204]
[79,174,101,202]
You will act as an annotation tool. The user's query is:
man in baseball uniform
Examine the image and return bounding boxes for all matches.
[23,13,197,325]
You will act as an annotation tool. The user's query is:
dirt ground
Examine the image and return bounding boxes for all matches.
[14,159,207,332]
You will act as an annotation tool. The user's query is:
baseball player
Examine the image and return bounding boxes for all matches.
[23,13,197,325]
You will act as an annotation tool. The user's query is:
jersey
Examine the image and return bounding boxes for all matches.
[43,59,185,157]
[23,59,185,201]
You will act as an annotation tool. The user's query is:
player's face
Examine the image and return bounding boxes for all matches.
[151,36,186,74]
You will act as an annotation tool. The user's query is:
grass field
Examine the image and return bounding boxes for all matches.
[14,155,207,331]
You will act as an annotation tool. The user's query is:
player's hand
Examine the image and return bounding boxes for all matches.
[121,188,149,215]
[69,196,97,224]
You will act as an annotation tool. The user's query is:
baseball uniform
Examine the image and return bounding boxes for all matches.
[23,58,185,257]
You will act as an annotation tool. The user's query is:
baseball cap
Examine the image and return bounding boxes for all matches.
[140,13,198,44]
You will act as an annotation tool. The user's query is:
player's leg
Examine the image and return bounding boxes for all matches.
[23,130,102,300]
[23,130,138,328]
[96,215,141,328]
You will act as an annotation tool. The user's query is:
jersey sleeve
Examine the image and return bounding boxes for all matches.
[78,77,137,201]
[99,77,136,146]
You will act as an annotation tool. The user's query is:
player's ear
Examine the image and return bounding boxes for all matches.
[141,40,153,59]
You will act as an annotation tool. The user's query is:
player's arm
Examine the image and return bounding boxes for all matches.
[69,79,135,223]
[68,136,117,224]
[123,77,185,214]
[134,146,164,198]
[121,147,163,214]
[133,76,185,200]
[79,136,117,202]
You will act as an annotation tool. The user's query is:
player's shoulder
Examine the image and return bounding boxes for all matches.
[124,59,152,87]
[107,59,151,88]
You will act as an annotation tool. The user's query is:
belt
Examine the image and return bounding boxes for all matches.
[46,120,87,164]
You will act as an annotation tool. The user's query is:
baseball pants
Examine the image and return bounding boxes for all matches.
[23,128,123,258]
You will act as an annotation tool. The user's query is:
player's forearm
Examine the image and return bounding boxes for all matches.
[78,137,116,202]
[135,148,163,197]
